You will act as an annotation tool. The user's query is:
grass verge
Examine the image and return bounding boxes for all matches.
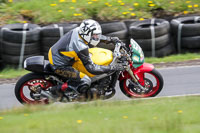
[0,67,29,79]
[145,53,200,63]
[0,96,200,133]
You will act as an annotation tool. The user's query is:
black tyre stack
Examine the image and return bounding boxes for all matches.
[171,16,200,53]
[41,23,78,59]
[129,19,175,57]
[0,23,41,67]
[123,19,137,29]
[0,27,3,70]
[98,21,128,51]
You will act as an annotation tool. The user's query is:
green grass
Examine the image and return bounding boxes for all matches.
[0,96,200,133]
[145,53,200,64]
[0,0,200,25]
[0,67,29,79]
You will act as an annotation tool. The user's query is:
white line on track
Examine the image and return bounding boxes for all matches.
[157,65,200,70]
[123,93,200,101]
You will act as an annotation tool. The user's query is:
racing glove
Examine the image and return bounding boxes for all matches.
[100,35,120,44]
[110,64,124,71]
[110,37,121,44]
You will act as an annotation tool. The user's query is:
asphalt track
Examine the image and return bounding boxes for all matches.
[0,65,200,110]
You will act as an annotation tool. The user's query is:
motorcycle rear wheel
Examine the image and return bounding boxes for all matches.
[119,69,164,98]
[15,72,53,104]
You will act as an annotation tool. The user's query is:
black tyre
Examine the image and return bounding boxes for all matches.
[42,45,51,53]
[0,32,2,61]
[135,34,170,51]
[181,36,200,49]
[41,37,59,47]
[180,48,200,53]
[2,53,40,64]
[121,38,130,45]
[105,30,128,39]
[2,41,40,55]
[129,19,170,39]
[0,60,4,70]
[0,35,3,69]
[41,23,78,37]
[15,73,54,104]
[171,16,200,37]
[143,42,175,57]
[123,19,137,29]
[43,53,49,60]
[119,69,164,98]
[2,23,41,43]
[101,21,127,34]
[69,21,81,26]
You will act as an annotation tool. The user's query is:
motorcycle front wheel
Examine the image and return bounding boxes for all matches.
[119,69,164,98]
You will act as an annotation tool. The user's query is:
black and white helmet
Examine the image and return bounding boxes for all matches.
[78,19,102,47]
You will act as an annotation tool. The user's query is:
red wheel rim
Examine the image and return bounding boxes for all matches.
[123,73,160,97]
[20,79,53,104]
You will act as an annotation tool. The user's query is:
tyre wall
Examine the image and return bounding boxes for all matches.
[0,27,3,70]
[98,21,129,51]
[129,19,175,57]
[41,23,78,59]
[0,23,41,68]
[171,16,200,53]
[0,16,199,68]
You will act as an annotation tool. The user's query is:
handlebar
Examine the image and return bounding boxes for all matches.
[109,40,133,71]
[113,41,131,62]
[122,44,130,53]
[116,40,130,52]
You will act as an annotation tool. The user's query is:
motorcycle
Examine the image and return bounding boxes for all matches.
[15,39,164,104]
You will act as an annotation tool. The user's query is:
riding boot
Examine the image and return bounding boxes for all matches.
[77,75,91,93]
[77,84,89,93]
[77,84,89,101]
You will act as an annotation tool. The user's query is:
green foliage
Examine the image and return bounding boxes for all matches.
[0,0,200,25]
[0,0,6,3]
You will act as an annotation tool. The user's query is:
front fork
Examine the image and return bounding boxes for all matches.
[125,65,146,90]
[126,66,138,83]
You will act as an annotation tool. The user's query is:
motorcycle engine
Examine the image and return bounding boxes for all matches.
[92,76,112,95]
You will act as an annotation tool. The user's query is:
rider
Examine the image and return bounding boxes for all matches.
[48,19,123,95]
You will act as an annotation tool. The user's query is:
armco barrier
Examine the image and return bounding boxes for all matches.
[0,16,200,68]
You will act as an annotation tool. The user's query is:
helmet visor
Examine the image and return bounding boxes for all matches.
[91,33,101,41]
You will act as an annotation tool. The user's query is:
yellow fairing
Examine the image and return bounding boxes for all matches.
[89,48,113,66]
[62,48,113,77]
